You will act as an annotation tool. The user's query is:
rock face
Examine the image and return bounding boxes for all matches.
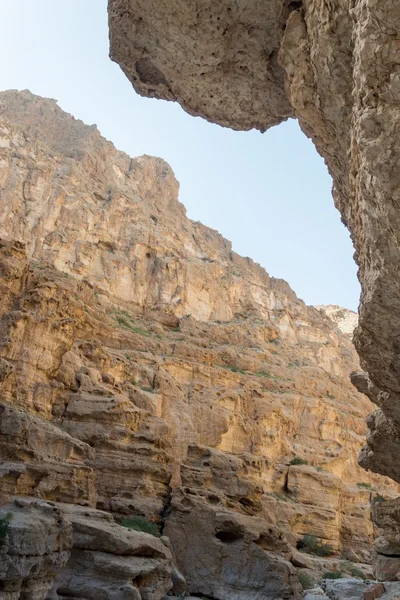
[0,90,399,596]
[0,498,174,600]
[316,307,358,338]
[108,0,400,579]
[106,0,400,476]
[0,500,72,600]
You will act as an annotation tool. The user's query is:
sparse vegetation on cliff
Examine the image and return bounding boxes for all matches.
[0,513,12,545]
[298,572,314,590]
[120,516,160,537]
[289,457,308,466]
[373,494,386,503]
[341,561,366,580]
[323,571,343,580]
[357,482,374,490]
[300,534,333,557]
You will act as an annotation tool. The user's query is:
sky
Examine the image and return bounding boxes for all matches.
[0,0,360,311]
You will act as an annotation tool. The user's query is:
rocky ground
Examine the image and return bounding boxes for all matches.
[0,90,399,599]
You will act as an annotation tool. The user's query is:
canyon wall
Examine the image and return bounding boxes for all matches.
[0,90,398,597]
[108,0,400,577]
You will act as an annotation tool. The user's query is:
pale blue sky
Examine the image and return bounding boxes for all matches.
[0,0,359,310]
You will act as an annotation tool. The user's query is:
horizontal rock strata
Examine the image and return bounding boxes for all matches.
[108,0,400,580]
[0,90,399,596]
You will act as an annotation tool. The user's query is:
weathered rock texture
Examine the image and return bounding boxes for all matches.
[316,306,358,338]
[108,0,400,579]
[0,90,398,596]
[0,498,174,600]
[107,0,400,475]
[0,499,72,600]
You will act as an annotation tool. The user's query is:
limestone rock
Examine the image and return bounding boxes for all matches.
[1,91,399,597]
[0,500,72,600]
[372,498,400,581]
[107,0,400,492]
[304,592,329,600]
[108,0,293,131]
[315,307,358,338]
[164,490,302,600]
[47,503,174,600]
[322,578,369,600]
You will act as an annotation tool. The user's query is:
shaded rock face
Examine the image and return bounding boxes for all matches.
[371,498,400,582]
[108,0,293,131]
[0,90,399,596]
[107,0,400,483]
[0,500,72,600]
[164,492,302,600]
[0,499,173,600]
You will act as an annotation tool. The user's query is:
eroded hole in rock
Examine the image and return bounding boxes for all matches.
[135,58,168,87]
[215,530,243,543]
[215,521,244,544]
[288,0,302,11]
[254,532,275,551]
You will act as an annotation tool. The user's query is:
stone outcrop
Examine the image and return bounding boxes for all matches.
[107,0,400,477]
[0,90,399,596]
[0,498,174,600]
[165,491,302,600]
[316,307,358,338]
[108,0,400,580]
[0,499,72,600]
[47,503,174,600]
[372,498,400,582]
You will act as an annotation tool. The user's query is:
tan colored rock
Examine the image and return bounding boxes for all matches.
[1,91,400,596]
[47,503,174,600]
[107,0,400,491]
[0,402,95,505]
[315,306,358,338]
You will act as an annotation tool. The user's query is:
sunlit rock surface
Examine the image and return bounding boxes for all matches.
[0,90,399,596]
[316,306,358,338]
[108,0,400,579]
[108,0,400,482]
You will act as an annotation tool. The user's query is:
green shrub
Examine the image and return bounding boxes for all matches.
[290,457,308,466]
[113,310,153,337]
[342,561,366,580]
[298,572,314,590]
[0,513,12,545]
[323,571,343,580]
[218,365,247,374]
[357,482,374,490]
[120,516,160,537]
[288,360,301,368]
[373,494,386,503]
[256,370,276,379]
[300,534,334,557]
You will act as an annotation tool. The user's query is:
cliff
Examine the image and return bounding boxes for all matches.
[0,90,397,598]
[108,0,400,578]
